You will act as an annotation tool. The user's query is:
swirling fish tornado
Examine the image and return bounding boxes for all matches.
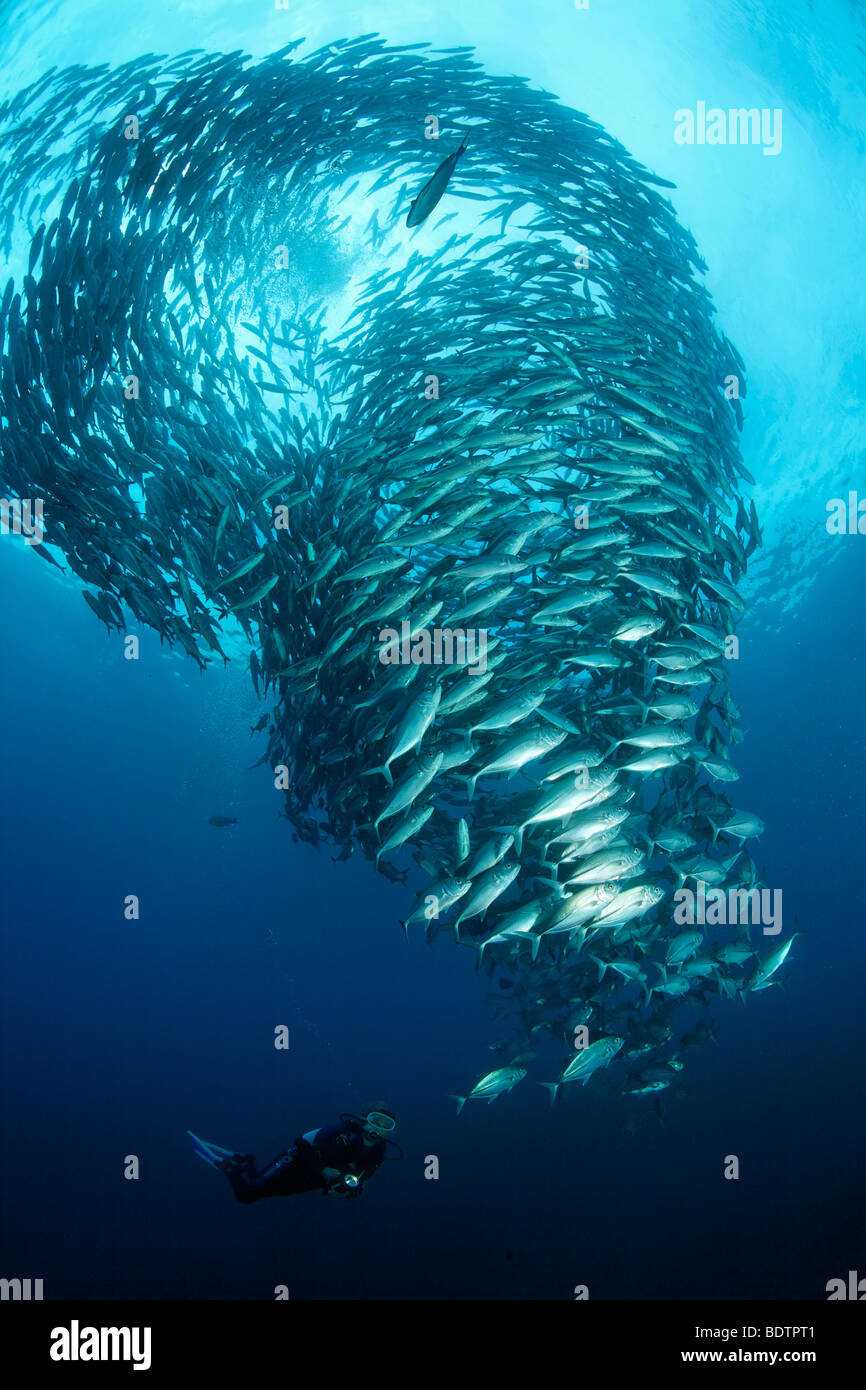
[0,34,791,1108]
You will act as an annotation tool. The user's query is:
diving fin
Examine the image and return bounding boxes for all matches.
[187,1130,239,1169]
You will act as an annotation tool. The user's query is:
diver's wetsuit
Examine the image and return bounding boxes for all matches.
[226,1118,387,1204]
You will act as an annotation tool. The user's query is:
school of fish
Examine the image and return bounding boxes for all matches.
[0,34,795,1110]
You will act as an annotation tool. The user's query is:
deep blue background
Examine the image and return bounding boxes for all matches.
[1,529,864,1300]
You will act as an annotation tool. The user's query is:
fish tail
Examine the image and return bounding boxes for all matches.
[361,764,394,786]
[540,1082,559,1106]
[589,953,606,982]
[450,1095,466,1115]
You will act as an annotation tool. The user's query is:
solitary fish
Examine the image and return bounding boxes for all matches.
[450,1064,526,1113]
[406,137,469,227]
[542,1036,624,1103]
[208,815,238,827]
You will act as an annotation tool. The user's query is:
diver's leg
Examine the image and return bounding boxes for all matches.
[227,1151,323,1203]
[220,1155,265,1204]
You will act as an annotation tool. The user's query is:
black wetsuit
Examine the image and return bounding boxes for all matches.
[226,1118,387,1204]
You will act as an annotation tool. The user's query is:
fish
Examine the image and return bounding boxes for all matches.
[208,816,238,827]
[709,810,765,843]
[664,930,703,966]
[0,36,767,1102]
[454,861,521,934]
[542,1036,624,1102]
[399,875,472,937]
[744,935,799,994]
[564,848,646,886]
[406,136,469,228]
[376,802,435,868]
[513,768,619,853]
[373,750,444,835]
[462,725,566,799]
[541,883,621,936]
[450,1064,526,1113]
[476,902,545,962]
[462,833,515,880]
[364,685,443,787]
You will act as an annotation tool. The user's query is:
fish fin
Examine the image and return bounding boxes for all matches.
[708,817,720,844]
[361,764,394,787]
[450,1095,466,1115]
[589,953,606,982]
[398,919,408,940]
[540,1083,559,1106]
[455,772,477,800]
[538,708,580,735]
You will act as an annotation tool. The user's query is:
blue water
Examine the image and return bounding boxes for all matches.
[1,0,865,1301]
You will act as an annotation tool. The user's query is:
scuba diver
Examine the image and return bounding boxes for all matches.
[188,1105,401,1203]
